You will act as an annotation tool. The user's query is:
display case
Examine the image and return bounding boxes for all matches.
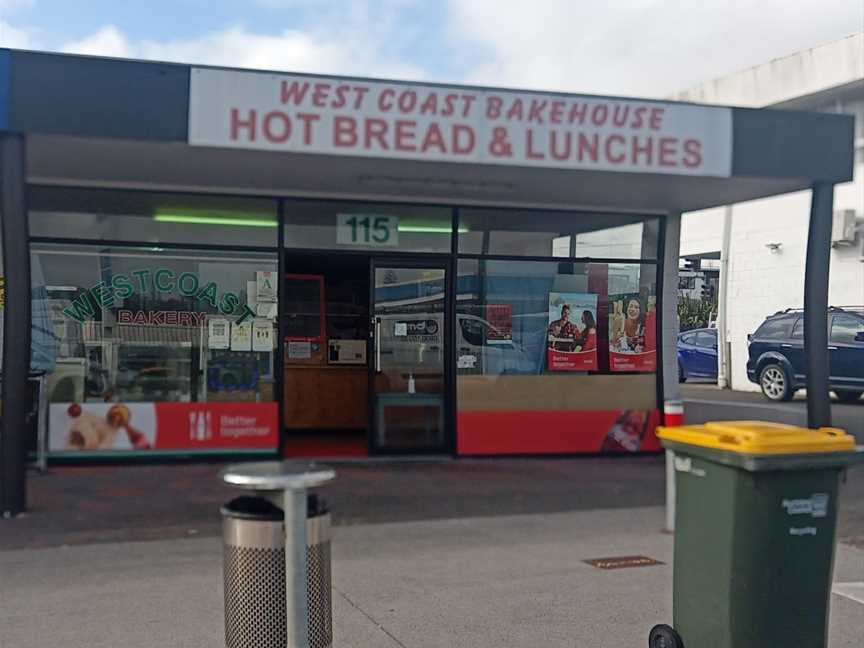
[114,342,194,402]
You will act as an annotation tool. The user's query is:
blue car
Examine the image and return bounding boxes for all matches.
[677,327,718,382]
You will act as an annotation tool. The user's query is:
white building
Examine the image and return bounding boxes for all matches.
[674,33,864,391]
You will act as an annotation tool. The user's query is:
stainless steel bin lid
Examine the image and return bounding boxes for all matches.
[221,461,336,491]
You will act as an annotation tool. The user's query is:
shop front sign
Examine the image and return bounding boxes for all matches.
[189,68,733,177]
[336,213,399,246]
[61,268,256,324]
[117,309,208,326]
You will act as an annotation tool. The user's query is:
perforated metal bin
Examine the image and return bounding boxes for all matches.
[222,494,332,648]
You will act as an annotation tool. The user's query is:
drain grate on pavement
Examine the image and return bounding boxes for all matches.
[584,555,664,570]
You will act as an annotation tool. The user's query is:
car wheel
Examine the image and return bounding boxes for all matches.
[759,364,792,401]
[835,390,863,404]
[649,624,684,648]
[678,364,686,383]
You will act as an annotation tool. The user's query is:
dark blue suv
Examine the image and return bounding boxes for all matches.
[747,308,864,402]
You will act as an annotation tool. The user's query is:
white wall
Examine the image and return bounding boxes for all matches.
[672,33,864,108]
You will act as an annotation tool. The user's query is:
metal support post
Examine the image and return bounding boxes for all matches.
[804,183,834,429]
[283,488,310,648]
[0,133,31,517]
[661,212,682,532]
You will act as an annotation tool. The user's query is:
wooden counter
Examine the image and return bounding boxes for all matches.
[283,365,368,429]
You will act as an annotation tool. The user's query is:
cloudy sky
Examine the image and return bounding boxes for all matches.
[0,0,861,97]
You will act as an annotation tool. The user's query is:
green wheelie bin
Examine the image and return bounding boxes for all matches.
[649,420,863,648]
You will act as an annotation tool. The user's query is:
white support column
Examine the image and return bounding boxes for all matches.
[717,205,733,389]
[662,212,682,532]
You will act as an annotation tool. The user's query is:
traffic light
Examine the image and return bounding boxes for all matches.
[701,283,715,300]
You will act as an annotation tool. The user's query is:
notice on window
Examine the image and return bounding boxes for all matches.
[208,318,230,350]
[257,302,277,319]
[252,320,273,352]
[287,340,312,359]
[458,354,477,369]
[230,321,252,351]
[394,321,408,337]
[485,304,513,344]
[337,213,399,246]
[256,271,277,303]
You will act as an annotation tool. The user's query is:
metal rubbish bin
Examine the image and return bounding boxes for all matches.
[222,494,332,648]
[220,461,336,648]
[650,421,864,648]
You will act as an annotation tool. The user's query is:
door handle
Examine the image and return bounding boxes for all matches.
[828,346,839,351]
[375,317,382,373]
[780,344,793,348]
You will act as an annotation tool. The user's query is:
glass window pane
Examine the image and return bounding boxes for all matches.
[33,243,278,406]
[453,257,659,454]
[755,317,792,340]
[695,331,716,348]
[29,187,279,247]
[791,317,804,338]
[455,259,657,377]
[831,314,864,344]
[284,199,452,252]
[458,208,658,259]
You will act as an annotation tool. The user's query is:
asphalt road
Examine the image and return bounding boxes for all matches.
[682,383,864,442]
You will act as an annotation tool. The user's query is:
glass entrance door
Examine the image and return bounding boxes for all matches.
[370,261,450,454]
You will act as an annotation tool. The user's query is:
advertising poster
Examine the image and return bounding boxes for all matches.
[609,293,657,372]
[546,292,598,371]
[485,304,513,344]
[599,410,653,452]
[49,402,278,454]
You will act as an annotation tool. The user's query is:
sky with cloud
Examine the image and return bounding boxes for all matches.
[0,0,861,97]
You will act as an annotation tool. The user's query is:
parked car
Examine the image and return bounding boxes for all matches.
[747,307,864,402]
[677,327,718,382]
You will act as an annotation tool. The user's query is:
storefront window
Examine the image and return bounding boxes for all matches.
[458,208,659,259]
[456,259,657,376]
[29,187,279,247]
[34,243,279,456]
[284,199,452,253]
[34,243,278,403]
[455,256,659,455]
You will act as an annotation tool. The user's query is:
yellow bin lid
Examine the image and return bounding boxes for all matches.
[657,420,855,454]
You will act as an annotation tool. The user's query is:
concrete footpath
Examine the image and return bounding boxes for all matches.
[2,506,863,648]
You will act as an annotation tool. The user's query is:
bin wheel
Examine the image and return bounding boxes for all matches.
[649,624,683,648]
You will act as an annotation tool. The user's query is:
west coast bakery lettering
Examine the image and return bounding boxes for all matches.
[117,310,208,326]
[189,69,733,177]
[62,268,254,324]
